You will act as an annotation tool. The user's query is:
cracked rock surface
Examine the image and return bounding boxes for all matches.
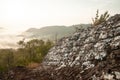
[42,14,120,80]
[2,14,120,80]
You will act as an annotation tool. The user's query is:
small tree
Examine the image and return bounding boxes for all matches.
[92,10,110,26]
[3,50,14,70]
[17,38,25,48]
[18,39,53,63]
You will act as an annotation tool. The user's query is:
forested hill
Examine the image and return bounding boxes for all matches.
[20,24,91,40]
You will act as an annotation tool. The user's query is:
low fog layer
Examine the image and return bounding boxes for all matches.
[0,35,23,49]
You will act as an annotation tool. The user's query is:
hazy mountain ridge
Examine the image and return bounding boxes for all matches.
[0,24,90,48]
[20,24,91,40]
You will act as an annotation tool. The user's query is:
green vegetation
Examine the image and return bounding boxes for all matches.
[92,10,110,26]
[0,39,53,72]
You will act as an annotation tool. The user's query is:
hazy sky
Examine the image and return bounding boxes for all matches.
[0,0,120,34]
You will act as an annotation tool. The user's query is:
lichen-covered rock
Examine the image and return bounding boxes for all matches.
[42,14,120,80]
[2,14,120,80]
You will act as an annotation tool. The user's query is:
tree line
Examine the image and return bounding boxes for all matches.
[0,39,53,72]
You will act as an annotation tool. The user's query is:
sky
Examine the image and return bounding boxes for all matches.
[0,0,120,35]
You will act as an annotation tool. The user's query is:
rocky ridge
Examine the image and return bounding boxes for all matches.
[42,14,120,80]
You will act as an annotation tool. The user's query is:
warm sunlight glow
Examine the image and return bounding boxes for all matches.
[0,0,120,34]
[6,4,24,21]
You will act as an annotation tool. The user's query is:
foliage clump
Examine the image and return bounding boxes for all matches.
[0,39,53,72]
[18,39,53,63]
[92,10,110,26]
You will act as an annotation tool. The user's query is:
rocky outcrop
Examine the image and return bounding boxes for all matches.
[2,14,120,80]
[42,14,120,80]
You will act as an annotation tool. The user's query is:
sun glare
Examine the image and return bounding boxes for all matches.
[0,0,119,35]
[5,1,25,22]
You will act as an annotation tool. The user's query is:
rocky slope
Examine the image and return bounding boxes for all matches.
[42,14,120,80]
[1,14,120,80]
